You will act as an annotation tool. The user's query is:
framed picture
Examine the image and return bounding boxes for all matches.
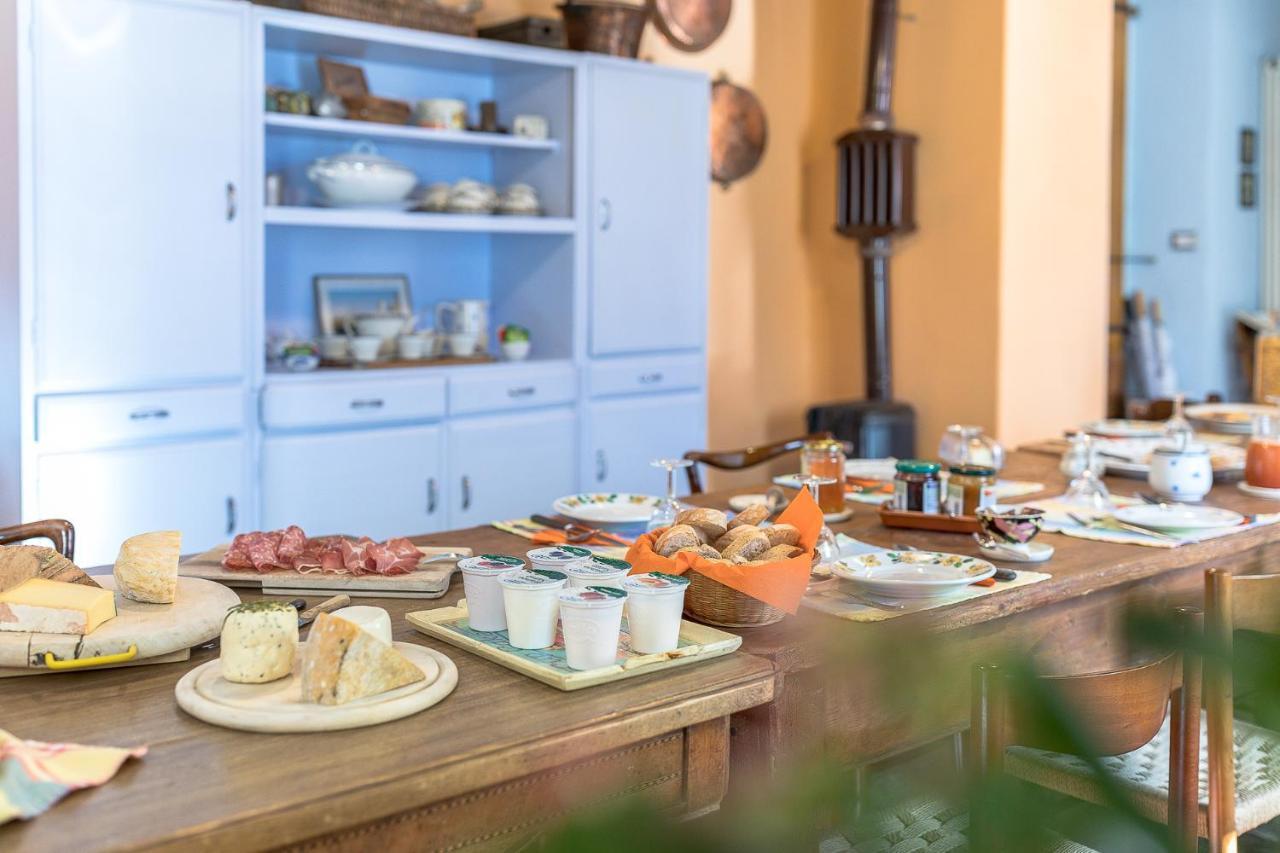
[314,275,412,336]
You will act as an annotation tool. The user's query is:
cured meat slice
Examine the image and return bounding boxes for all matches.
[221,528,424,576]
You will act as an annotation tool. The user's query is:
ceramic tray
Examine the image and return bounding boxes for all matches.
[406,600,741,691]
[175,642,456,733]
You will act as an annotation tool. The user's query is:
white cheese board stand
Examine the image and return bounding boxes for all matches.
[0,576,240,677]
[174,643,457,733]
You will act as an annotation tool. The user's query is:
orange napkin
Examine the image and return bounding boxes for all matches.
[624,489,822,614]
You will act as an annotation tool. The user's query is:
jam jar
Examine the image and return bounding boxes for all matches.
[893,460,941,513]
[945,465,997,516]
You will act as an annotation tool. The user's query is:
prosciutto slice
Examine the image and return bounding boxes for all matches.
[222,527,422,576]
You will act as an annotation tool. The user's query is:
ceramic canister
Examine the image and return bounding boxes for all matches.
[1148,443,1213,501]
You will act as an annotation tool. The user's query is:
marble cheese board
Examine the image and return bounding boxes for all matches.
[174,642,457,732]
[0,576,240,675]
[180,545,472,598]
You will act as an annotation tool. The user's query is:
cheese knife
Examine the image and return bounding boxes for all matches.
[297,594,351,629]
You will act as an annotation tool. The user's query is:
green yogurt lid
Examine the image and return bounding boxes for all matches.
[527,545,592,563]
[558,585,628,607]
[567,555,632,577]
[499,568,568,589]
[623,572,691,594]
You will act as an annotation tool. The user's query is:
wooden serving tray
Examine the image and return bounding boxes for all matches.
[407,600,742,691]
[878,506,981,534]
[181,545,472,599]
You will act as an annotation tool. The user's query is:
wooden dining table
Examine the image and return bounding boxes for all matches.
[4,446,1278,850]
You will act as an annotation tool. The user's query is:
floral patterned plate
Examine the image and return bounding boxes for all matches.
[832,551,996,600]
[552,493,662,526]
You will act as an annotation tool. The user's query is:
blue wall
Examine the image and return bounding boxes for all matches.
[1125,0,1280,400]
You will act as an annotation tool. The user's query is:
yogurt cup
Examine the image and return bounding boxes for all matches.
[526,545,591,572]
[557,586,628,670]
[564,555,631,590]
[330,605,393,645]
[623,572,691,654]
[459,555,525,631]
[499,568,568,649]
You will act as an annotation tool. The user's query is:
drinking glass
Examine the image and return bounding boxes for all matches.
[1061,434,1114,514]
[1246,413,1280,489]
[647,458,693,531]
[1163,393,1195,449]
[798,472,841,564]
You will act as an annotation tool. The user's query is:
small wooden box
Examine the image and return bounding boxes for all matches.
[479,16,566,49]
[878,506,981,534]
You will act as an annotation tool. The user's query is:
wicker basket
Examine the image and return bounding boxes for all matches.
[558,1,648,58]
[684,569,786,628]
[255,0,477,37]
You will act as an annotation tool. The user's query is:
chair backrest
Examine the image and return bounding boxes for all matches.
[681,432,836,494]
[972,606,1202,852]
[1203,568,1280,851]
[0,519,76,560]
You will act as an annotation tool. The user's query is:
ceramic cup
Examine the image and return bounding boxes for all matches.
[397,334,426,360]
[458,555,525,631]
[319,335,348,360]
[499,568,568,649]
[415,98,467,130]
[501,340,532,361]
[621,572,690,654]
[527,545,591,573]
[349,335,383,363]
[1148,443,1213,501]
[975,506,1045,546]
[329,605,393,645]
[563,555,631,590]
[558,586,627,670]
[448,332,479,357]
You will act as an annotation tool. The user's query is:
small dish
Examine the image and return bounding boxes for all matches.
[976,540,1054,564]
[1113,504,1246,531]
[1238,481,1280,501]
[553,493,661,526]
[975,506,1045,545]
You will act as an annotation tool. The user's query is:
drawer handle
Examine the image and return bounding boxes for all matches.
[596,450,608,483]
[427,478,438,515]
[507,386,536,399]
[349,398,385,410]
[461,476,471,511]
[129,407,170,421]
[226,181,237,221]
[638,372,664,384]
[225,496,237,535]
[598,197,612,231]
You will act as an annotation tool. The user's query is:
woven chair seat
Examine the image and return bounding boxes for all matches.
[1006,715,1280,838]
[821,798,1097,853]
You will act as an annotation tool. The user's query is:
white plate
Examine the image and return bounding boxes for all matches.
[832,551,996,600]
[175,642,456,733]
[1082,419,1167,439]
[1114,504,1246,531]
[1186,403,1280,435]
[978,541,1055,563]
[1238,481,1280,501]
[845,458,898,482]
[729,493,770,512]
[552,493,661,525]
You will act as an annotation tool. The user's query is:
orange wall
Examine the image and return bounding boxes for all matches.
[480,0,1110,472]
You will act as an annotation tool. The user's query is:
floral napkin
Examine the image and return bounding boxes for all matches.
[0,729,145,823]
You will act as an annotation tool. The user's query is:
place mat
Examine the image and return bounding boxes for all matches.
[772,475,1046,505]
[803,569,1051,623]
[489,520,629,559]
[1,728,146,823]
[1037,495,1280,548]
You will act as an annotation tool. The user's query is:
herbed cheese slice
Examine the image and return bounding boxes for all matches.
[300,612,425,706]
[114,531,181,604]
[220,601,298,684]
[0,578,116,635]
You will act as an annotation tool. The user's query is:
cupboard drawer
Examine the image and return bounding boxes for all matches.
[588,355,703,398]
[36,386,243,449]
[262,377,446,430]
[448,365,576,416]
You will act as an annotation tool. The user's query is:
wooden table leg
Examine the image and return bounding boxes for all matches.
[684,716,731,819]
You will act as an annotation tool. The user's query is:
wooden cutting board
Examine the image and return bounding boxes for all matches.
[0,576,240,674]
[180,545,472,598]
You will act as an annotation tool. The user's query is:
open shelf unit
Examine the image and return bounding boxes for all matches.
[264,113,560,151]
[264,206,575,234]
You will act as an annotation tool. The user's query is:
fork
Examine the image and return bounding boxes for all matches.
[1067,511,1181,542]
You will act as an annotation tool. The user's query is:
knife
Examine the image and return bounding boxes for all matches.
[530,514,633,546]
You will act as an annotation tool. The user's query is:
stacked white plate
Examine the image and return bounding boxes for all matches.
[832,550,996,601]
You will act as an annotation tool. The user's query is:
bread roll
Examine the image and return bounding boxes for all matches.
[675,508,728,542]
[758,544,802,562]
[714,525,758,552]
[720,531,769,562]
[763,523,801,548]
[677,543,723,561]
[655,524,701,556]
[728,504,770,529]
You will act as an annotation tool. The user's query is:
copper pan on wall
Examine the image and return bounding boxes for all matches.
[710,74,766,189]
[650,0,731,52]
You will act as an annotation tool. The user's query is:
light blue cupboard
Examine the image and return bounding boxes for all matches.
[585,392,706,495]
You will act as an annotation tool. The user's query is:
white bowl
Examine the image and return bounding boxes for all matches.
[349,335,383,362]
[355,316,407,339]
[501,340,531,361]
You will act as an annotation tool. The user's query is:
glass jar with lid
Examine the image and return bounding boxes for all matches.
[938,425,1005,471]
[801,438,846,515]
[893,460,941,513]
[945,465,997,516]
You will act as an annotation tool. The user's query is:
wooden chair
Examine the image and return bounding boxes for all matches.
[0,519,75,560]
[682,432,838,494]
[970,606,1203,852]
[1127,393,1222,422]
[1204,568,1280,853]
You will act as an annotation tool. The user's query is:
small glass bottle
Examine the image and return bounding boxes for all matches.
[893,460,941,514]
[802,438,847,515]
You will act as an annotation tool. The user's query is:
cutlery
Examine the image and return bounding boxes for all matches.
[298,594,351,629]
[419,552,467,565]
[530,514,633,546]
[1067,512,1182,543]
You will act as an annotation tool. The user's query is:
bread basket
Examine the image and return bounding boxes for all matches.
[684,570,786,627]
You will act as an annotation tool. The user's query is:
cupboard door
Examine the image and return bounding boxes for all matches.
[588,63,708,356]
[262,425,445,540]
[448,409,577,528]
[35,437,246,568]
[31,0,247,391]
[586,393,706,495]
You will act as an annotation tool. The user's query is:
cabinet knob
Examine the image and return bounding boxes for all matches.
[596,450,608,483]
[427,478,438,514]
[226,182,237,222]
[598,198,612,232]
[461,476,471,511]
[225,496,237,535]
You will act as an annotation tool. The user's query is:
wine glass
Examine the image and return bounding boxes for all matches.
[1061,434,1114,514]
[647,458,693,532]
[1163,393,1194,449]
[799,472,841,564]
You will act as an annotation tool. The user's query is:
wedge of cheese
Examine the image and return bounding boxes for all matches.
[220,601,298,684]
[114,531,181,604]
[300,612,424,705]
[0,578,116,634]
